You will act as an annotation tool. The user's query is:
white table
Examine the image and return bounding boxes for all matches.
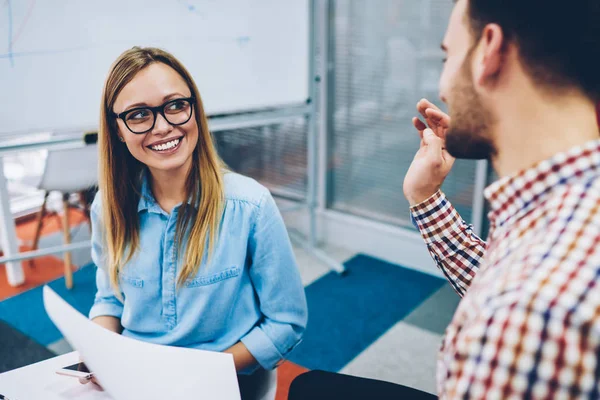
[0,351,112,399]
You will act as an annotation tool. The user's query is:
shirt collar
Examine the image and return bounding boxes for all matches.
[137,171,162,214]
[136,169,200,214]
[484,139,600,228]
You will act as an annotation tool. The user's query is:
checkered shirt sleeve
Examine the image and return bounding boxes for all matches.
[410,190,486,297]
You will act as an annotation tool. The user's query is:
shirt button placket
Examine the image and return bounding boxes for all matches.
[163,211,178,330]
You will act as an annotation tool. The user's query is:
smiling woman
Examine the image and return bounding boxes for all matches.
[109,63,201,180]
[89,47,308,400]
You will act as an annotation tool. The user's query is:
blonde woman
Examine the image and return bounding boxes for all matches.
[86,47,307,399]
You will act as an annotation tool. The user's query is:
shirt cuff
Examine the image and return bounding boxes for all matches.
[88,301,123,320]
[409,190,465,244]
[240,326,284,371]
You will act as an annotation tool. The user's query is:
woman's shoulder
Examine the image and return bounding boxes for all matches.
[91,190,103,214]
[223,172,270,207]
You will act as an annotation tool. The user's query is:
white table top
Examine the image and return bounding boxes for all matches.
[0,351,112,400]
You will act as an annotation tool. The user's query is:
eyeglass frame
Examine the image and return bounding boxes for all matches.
[113,96,196,134]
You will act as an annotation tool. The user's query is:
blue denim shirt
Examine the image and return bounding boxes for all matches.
[88,172,308,372]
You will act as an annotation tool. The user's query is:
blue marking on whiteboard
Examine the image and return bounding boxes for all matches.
[6,0,14,66]
[237,36,250,47]
[178,0,199,14]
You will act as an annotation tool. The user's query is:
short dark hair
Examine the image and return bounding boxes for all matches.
[465,0,600,102]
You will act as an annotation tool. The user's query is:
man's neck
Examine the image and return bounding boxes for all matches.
[491,93,599,178]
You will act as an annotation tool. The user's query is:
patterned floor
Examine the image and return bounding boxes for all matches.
[0,208,460,398]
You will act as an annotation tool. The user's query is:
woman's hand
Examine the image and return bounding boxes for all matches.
[77,360,103,391]
[78,316,123,390]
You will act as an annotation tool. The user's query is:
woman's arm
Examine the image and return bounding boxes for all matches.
[92,315,123,334]
[224,342,258,372]
[88,195,125,322]
[239,190,308,371]
[80,196,124,389]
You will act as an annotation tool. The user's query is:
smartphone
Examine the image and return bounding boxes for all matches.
[56,362,93,380]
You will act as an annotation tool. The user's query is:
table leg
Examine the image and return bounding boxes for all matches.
[0,158,25,286]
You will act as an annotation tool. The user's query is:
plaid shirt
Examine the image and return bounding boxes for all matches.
[411,139,600,399]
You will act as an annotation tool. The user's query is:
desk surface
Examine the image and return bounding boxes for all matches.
[0,351,112,400]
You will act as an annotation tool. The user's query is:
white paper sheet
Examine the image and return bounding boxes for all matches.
[0,351,114,400]
[43,285,241,400]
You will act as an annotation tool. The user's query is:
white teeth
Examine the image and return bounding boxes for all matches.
[151,138,180,151]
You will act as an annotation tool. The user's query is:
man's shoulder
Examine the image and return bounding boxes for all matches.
[547,173,600,218]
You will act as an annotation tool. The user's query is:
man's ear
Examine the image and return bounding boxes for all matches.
[473,23,505,87]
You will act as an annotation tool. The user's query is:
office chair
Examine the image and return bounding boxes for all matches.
[30,143,98,289]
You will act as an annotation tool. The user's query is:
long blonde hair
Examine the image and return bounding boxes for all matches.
[98,47,225,292]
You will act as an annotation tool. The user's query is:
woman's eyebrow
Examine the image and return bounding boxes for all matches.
[121,93,188,112]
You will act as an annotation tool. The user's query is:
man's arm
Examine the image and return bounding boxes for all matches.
[411,190,486,296]
[404,99,487,296]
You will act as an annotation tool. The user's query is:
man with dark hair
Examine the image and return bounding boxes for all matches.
[290,0,600,398]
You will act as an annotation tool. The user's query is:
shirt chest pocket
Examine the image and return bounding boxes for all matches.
[184,265,242,288]
[119,263,155,290]
[121,275,144,288]
[117,246,161,290]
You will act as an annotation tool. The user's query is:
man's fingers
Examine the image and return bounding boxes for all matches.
[425,108,450,126]
[423,129,443,159]
[413,117,427,137]
[417,99,442,119]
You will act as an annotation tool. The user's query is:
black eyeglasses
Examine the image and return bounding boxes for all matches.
[113,97,195,134]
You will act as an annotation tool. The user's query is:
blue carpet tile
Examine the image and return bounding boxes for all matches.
[0,263,96,346]
[288,254,445,372]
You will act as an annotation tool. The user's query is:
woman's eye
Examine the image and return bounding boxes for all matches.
[127,110,150,120]
[167,100,186,111]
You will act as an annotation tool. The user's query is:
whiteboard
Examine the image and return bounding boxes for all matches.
[0,0,309,135]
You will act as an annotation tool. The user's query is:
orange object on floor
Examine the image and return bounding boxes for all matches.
[275,361,310,400]
[0,209,88,300]
[16,208,88,242]
[0,246,66,301]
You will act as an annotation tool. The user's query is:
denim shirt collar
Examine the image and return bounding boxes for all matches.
[137,169,198,214]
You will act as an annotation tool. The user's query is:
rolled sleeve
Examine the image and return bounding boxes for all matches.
[244,190,308,370]
[241,326,285,371]
[89,301,123,320]
[88,194,124,320]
